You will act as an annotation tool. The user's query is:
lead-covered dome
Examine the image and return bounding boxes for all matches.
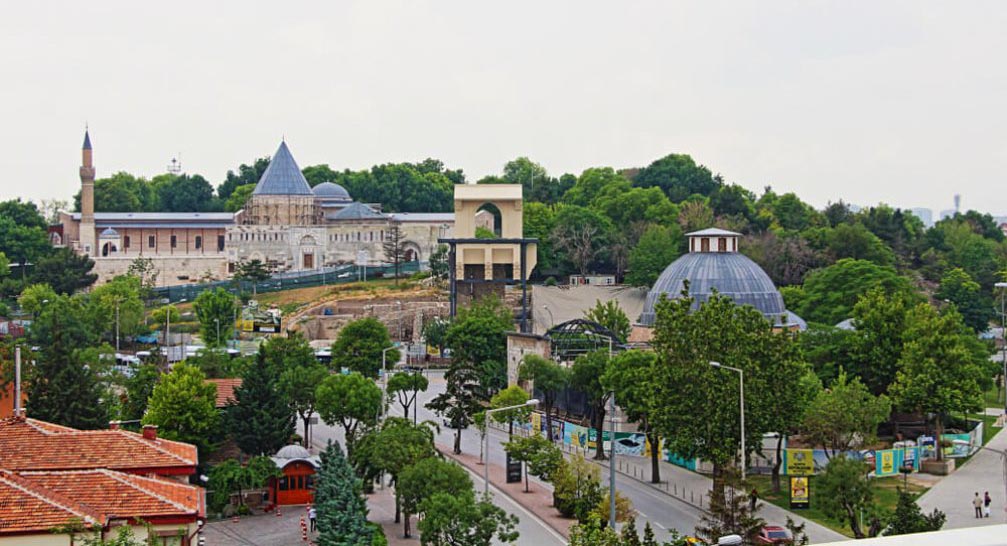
[313,182,351,201]
[638,228,788,326]
[275,444,311,459]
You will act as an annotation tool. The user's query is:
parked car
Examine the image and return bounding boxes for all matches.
[755,526,793,545]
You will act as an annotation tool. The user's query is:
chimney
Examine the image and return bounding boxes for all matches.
[109,421,120,430]
[142,424,158,440]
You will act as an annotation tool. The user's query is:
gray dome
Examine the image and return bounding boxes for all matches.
[639,252,786,326]
[252,141,313,196]
[275,444,311,459]
[313,182,351,201]
[99,227,119,237]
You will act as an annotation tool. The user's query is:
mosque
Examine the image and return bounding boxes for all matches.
[55,132,454,285]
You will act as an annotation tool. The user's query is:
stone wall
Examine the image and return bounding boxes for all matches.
[92,255,228,286]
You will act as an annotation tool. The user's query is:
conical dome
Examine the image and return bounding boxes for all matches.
[252,141,312,196]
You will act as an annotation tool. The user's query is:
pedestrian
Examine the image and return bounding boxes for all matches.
[973,492,983,518]
[984,491,992,518]
[309,505,317,532]
[749,488,758,511]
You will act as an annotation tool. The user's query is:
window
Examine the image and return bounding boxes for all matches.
[148,235,155,248]
[195,236,202,249]
[218,235,225,251]
[123,236,130,248]
[279,477,289,491]
[170,235,177,248]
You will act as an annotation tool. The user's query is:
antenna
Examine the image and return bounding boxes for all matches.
[167,153,182,174]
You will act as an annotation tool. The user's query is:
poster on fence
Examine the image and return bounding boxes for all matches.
[876,449,896,477]
[613,432,646,456]
[531,413,541,435]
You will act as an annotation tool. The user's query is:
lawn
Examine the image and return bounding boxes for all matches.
[748,474,927,539]
[983,383,1004,410]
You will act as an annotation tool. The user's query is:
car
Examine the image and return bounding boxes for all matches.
[756,526,793,545]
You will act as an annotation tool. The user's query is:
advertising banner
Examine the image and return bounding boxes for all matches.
[531,413,542,435]
[876,449,897,477]
[790,476,810,509]
[784,449,815,475]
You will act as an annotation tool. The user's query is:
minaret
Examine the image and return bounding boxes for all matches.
[79,129,96,255]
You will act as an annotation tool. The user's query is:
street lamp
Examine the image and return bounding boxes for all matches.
[996,282,1007,413]
[484,399,540,496]
[711,361,746,481]
[542,305,555,330]
[114,299,121,353]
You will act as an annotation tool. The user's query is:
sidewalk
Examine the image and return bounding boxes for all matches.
[365,479,419,546]
[917,410,1007,529]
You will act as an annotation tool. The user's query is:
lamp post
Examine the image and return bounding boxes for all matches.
[114,299,121,353]
[543,305,555,330]
[996,282,1007,413]
[711,361,746,481]
[484,399,540,496]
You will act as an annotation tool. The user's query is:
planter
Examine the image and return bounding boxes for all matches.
[921,458,955,475]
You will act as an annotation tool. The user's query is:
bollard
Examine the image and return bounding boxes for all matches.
[276,505,282,517]
[232,515,239,524]
[690,491,694,503]
[674,484,677,495]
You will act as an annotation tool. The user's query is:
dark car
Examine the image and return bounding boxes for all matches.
[755,526,793,545]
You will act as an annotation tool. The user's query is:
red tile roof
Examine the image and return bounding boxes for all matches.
[0,417,197,474]
[0,468,204,535]
[206,378,242,408]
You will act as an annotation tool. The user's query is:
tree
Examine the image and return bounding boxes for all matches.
[150,304,180,347]
[193,287,235,347]
[844,289,911,395]
[518,354,570,442]
[90,275,145,343]
[798,259,916,325]
[316,371,383,450]
[421,317,449,355]
[386,371,428,422]
[889,304,984,458]
[155,174,218,212]
[331,317,399,378]
[626,225,682,287]
[584,299,631,344]
[503,433,564,492]
[444,296,512,393]
[936,267,994,332]
[228,351,294,456]
[25,295,106,429]
[426,359,484,454]
[399,457,473,537]
[143,362,220,454]
[31,247,98,295]
[825,223,895,266]
[632,154,719,202]
[489,385,531,437]
[17,283,57,316]
[563,167,629,208]
[126,257,159,302]
[224,183,256,212]
[351,418,437,525]
[602,350,663,483]
[742,232,824,287]
[801,371,891,459]
[884,490,946,536]
[233,259,271,296]
[695,468,764,545]
[382,222,407,284]
[278,360,329,447]
[314,441,373,546]
[551,205,613,276]
[572,350,613,460]
[418,492,520,546]
[552,454,610,523]
[816,455,881,539]
[676,200,715,234]
[219,157,270,200]
[122,362,160,421]
[429,245,449,281]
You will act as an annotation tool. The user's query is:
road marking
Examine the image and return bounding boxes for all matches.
[654,522,667,530]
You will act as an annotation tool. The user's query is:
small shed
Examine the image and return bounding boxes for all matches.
[269,444,321,505]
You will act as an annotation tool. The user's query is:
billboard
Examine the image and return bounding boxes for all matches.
[784,449,815,475]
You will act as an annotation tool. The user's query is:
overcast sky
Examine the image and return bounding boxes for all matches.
[3,1,1006,215]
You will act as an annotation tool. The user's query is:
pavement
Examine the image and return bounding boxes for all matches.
[917,408,1007,529]
[203,505,315,546]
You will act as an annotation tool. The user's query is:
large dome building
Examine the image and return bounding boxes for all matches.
[638,228,805,330]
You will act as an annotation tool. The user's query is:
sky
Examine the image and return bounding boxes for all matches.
[3,1,1006,215]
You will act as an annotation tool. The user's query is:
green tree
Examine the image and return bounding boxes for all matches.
[518,354,570,442]
[193,288,235,347]
[632,154,719,203]
[884,490,946,536]
[278,360,329,448]
[626,225,682,287]
[316,371,383,450]
[798,259,916,325]
[584,299,631,343]
[816,455,881,539]
[801,372,891,459]
[773,193,818,231]
[386,371,429,421]
[551,205,614,276]
[233,259,271,296]
[90,275,145,343]
[444,296,512,393]
[17,283,57,316]
[488,385,531,437]
[695,468,764,544]
[31,247,98,295]
[219,157,270,200]
[122,362,160,421]
[331,317,399,378]
[889,304,984,457]
[155,173,219,212]
[825,223,895,266]
[572,350,613,460]
[602,350,663,483]
[381,222,407,283]
[936,267,994,332]
[845,288,911,395]
[207,456,281,513]
[523,201,559,274]
[503,433,564,492]
[224,183,256,212]
[399,457,473,537]
[418,492,520,546]
[351,418,437,525]
[142,362,219,454]
[552,454,604,522]
[421,317,449,355]
[259,332,317,375]
[426,359,484,454]
[126,257,159,302]
[428,245,449,281]
[315,441,373,546]
[563,167,629,208]
[228,351,294,456]
[502,156,555,202]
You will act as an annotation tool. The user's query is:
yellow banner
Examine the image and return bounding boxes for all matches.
[880,450,895,475]
[786,449,815,475]
[790,476,809,503]
[531,413,542,435]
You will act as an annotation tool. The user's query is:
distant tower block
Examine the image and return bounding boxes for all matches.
[954,194,961,214]
[439,184,538,333]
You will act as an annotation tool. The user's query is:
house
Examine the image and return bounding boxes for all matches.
[205,378,242,409]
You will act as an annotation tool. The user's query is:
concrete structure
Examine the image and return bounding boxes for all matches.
[56,133,454,285]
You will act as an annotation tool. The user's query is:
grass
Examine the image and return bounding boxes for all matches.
[748,474,927,538]
[983,383,1005,410]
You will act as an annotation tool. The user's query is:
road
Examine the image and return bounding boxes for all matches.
[309,369,707,541]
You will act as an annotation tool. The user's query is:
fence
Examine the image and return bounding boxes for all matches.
[152,261,424,303]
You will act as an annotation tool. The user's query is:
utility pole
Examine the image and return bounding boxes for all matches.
[14,347,22,417]
[115,300,120,352]
[609,391,617,529]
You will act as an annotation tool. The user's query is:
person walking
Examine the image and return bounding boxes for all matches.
[309,505,317,532]
[973,492,983,518]
[749,488,759,511]
[984,491,992,518]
